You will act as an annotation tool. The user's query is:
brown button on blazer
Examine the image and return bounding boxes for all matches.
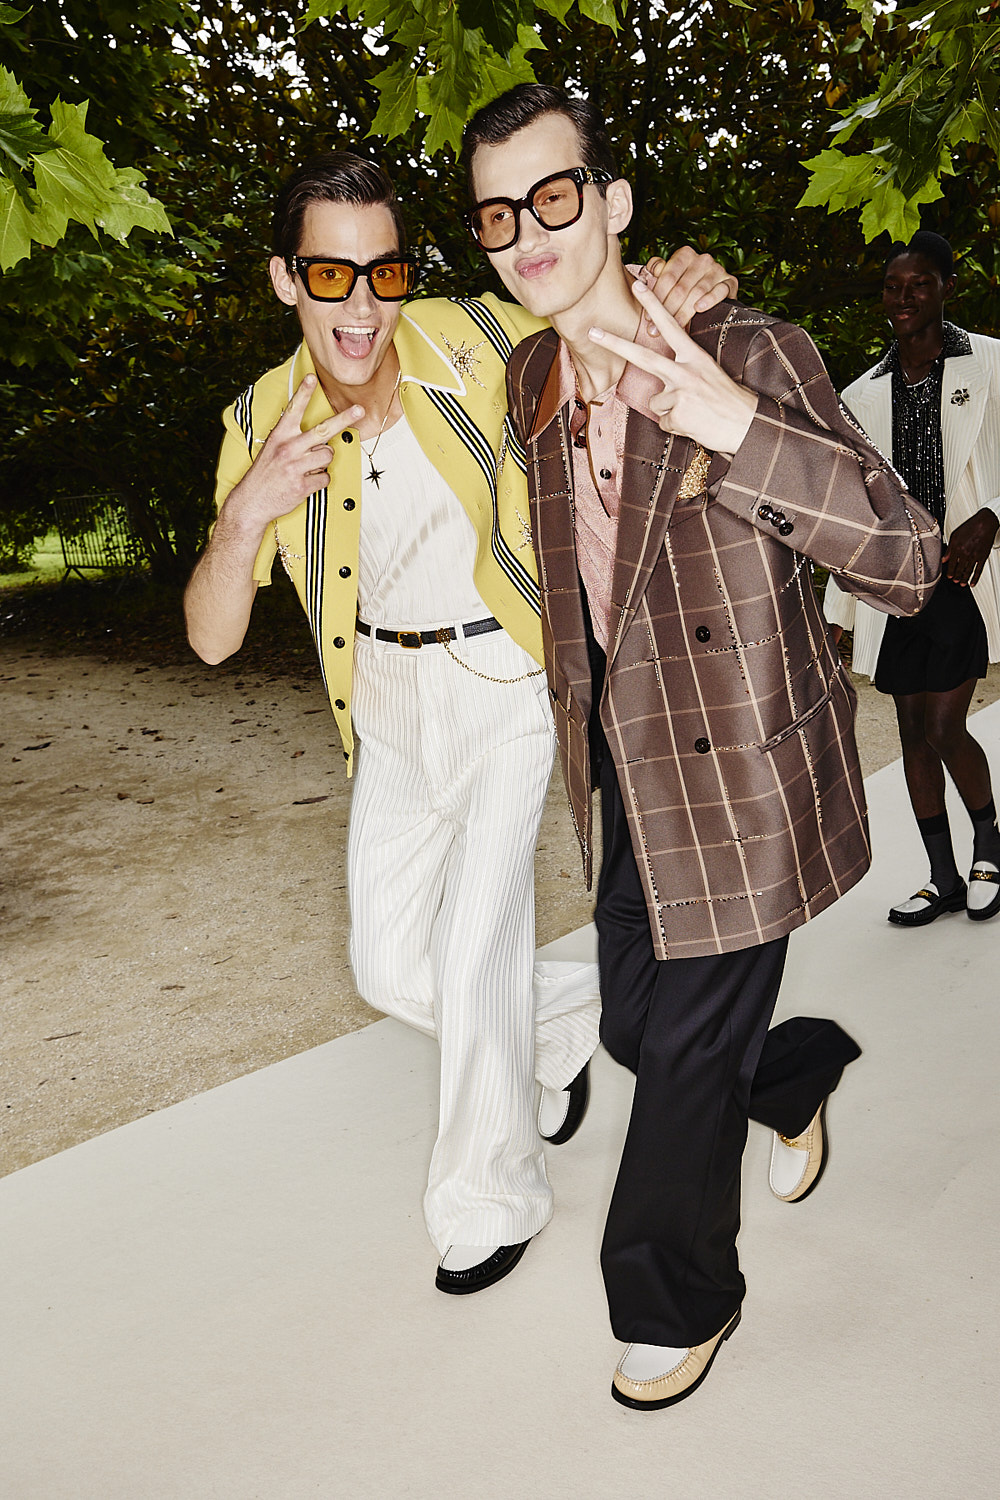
[506,303,942,960]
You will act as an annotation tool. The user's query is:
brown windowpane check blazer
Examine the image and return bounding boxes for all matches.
[506,303,942,959]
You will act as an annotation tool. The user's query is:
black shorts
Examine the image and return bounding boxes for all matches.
[874,574,988,696]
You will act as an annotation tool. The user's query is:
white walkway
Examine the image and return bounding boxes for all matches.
[2,707,999,1499]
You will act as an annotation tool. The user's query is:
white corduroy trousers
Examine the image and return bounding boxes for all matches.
[348,628,601,1254]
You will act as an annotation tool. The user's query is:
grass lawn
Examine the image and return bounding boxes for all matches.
[0,529,69,590]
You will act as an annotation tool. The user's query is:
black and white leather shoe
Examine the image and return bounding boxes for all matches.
[435,1241,531,1295]
[537,1061,590,1145]
[967,862,1000,921]
[887,881,966,926]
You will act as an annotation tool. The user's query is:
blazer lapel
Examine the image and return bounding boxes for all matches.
[523,347,594,719]
[607,412,688,664]
[941,351,989,499]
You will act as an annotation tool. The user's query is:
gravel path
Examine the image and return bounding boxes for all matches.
[3,625,998,1178]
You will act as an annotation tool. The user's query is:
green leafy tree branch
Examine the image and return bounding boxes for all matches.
[800,0,1000,241]
[0,5,171,271]
[302,0,619,155]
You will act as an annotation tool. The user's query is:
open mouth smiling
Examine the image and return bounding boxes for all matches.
[334,326,379,357]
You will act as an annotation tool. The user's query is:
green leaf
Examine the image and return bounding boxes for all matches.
[0,4,30,24]
[0,173,34,269]
[0,110,56,171]
[828,93,883,145]
[471,36,539,108]
[577,0,619,32]
[423,94,467,155]
[845,0,874,37]
[534,0,573,20]
[369,62,422,141]
[97,170,171,241]
[10,98,171,255]
[0,63,32,116]
[858,172,944,243]
[456,0,523,55]
[30,100,119,240]
[797,148,875,212]
[299,0,346,23]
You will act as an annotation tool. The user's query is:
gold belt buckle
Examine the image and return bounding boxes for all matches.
[397,630,422,649]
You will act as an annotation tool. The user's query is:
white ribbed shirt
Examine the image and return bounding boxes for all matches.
[357,414,490,631]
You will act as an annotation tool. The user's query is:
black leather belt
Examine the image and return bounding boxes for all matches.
[355,615,502,649]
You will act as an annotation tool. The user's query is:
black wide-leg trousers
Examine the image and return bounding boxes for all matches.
[595,741,861,1348]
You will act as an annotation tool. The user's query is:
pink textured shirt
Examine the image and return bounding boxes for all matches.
[544,308,669,650]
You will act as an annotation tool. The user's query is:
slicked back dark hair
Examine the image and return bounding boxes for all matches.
[885,230,954,283]
[460,84,618,200]
[271,151,407,266]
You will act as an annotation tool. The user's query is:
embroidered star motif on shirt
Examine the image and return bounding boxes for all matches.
[951,387,970,406]
[273,521,304,580]
[441,334,486,387]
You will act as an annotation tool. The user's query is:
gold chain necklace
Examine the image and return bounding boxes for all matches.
[359,371,402,488]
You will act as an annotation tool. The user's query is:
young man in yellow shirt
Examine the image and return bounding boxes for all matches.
[184,150,734,1294]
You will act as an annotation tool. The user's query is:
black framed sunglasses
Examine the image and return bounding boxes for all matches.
[290,254,419,302]
[468,167,614,253]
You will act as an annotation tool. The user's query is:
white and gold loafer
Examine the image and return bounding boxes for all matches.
[611,1309,741,1410]
[769,1098,829,1202]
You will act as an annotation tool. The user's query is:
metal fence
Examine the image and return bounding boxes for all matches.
[52,494,144,582]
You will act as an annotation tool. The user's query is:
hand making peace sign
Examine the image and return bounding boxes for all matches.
[229,375,364,529]
[589,279,757,457]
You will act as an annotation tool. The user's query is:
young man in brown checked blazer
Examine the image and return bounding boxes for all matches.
[461,85,942,1409]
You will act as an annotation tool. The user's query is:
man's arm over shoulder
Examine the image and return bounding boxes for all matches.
[710,312,942,617]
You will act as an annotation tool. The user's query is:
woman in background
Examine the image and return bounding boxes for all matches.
[825,231,1000,925]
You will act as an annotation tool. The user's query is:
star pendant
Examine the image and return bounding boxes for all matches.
[367,461,384,488]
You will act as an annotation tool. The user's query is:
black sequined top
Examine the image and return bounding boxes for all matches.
[871,323,972,528]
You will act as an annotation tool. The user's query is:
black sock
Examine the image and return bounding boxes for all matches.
[968,796,1000,869]
[916,811,962,894]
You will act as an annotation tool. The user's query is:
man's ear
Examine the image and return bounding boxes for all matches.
[943,273,957,303]
[269,255,299,308]
[606,178,633,237]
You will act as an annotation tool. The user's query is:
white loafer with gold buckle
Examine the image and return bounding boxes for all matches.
[968,862,1000,921]
[769,1098,829,1202]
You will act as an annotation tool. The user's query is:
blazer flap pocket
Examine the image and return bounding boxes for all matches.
[759,683,835,752]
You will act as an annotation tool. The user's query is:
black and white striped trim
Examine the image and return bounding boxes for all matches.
[452,296,516,364]
[304,486,330,692]
[423,384,539,617]
[502,412,527,476]
[233,383,255,452]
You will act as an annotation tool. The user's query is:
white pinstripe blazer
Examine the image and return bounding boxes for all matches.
[508,303,941,959]
[824,328,1000,673]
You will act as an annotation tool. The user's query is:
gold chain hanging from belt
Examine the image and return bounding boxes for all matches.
[435,629,545,684]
